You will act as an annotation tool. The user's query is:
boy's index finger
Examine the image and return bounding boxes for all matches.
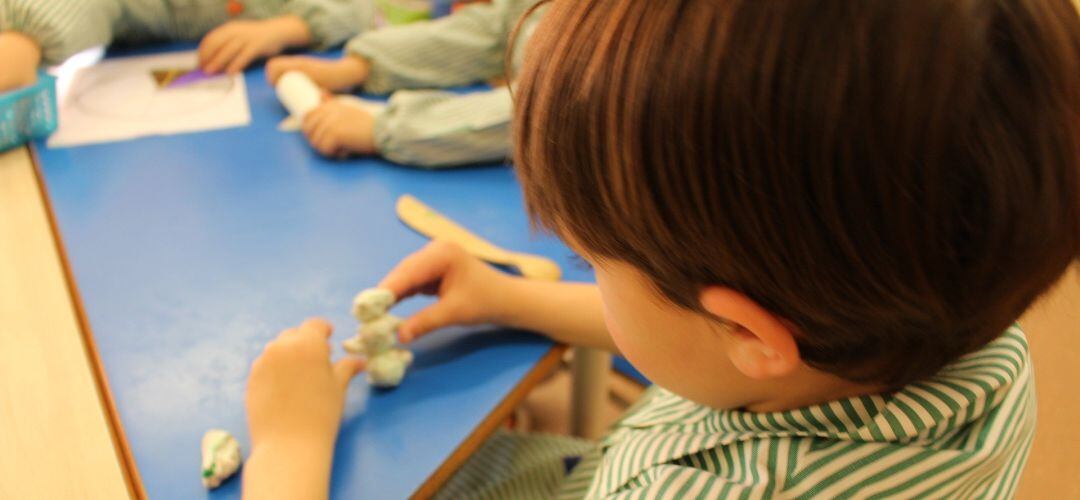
[377,243,453,301]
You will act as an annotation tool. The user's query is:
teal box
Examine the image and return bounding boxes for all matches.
[0,71,58,152]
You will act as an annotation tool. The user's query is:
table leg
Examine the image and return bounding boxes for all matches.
[570,347,611,439]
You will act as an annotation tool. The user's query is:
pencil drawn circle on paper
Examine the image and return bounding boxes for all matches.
[71,70,235,121]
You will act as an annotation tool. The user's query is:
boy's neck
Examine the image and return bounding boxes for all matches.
[740,367,888,413]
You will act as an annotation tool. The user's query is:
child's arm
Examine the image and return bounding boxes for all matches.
[199,15,314,75]
[198,0,372,75]
[368,87,513,168]
[345,0,524,94]
[243,318,366,500]
[0,0,120,87]
[265,0,526,93]
[297,87,512,168]
[280,0,375,51]
[380,241,618,353]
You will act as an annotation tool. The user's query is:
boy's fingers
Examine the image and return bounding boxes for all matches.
[265,58,284,83]
[197,30,224,66]
[334,148,350,160]
[311,113,337,147]
[198,26,237,69]
[378,242,455,301]
[301,108,323,137]
[275,327,298,341]
[332,357,367,390]
[298,317,333,340]
[266,58,292,84]
[400,301,455,343]
[227,45,259,74]
[317,136,339,157]
[206,38,243,74]
[308,125,326,152]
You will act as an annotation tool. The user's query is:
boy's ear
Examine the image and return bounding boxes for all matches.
[699,287,801,380]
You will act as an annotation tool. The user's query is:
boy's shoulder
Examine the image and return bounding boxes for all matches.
[571,326,1034,499]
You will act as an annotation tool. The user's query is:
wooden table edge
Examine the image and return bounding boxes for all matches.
[410,343,568,500]
[29,145,149,500]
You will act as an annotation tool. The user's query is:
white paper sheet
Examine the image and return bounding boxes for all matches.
[47,51,250,147]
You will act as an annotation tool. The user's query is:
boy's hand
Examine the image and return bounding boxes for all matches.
[265,55,370,92]
[0,32,42,92]
[244,318,362,500]
[301,99,376,158]
[199,15,312,74]
[380,241,517,342]
[246,318,366,452]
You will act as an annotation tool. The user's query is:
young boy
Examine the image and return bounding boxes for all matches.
[241,0,1080,498]
[0,0,374,91]
[264,0,542,167]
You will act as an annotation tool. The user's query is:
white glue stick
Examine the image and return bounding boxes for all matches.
[275,70,322,120]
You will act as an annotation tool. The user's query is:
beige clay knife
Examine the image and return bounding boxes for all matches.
[395,194,562,282]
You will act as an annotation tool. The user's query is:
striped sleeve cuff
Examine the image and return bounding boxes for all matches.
[344,33,400,95]
[281,0,374,51]
[372,88,513,168]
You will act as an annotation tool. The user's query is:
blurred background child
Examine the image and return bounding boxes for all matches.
[0,0,376,91]
[266,0,541,168]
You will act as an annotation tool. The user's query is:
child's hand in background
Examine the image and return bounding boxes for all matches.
[199,15,311,74]
[379,241,519,342]
[0,32,42,92]
[266,55,370,92]
[301,99,376,158]
[244,319,365,500]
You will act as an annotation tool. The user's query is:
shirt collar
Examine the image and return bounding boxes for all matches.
[618,326,1029,444]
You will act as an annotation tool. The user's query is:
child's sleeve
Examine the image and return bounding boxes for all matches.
[1,0,121,65]
[0,0,121,65]
[345,0,518,94]
[374,86,512,168]
[281,0,373,50]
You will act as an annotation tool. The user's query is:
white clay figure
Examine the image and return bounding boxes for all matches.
[359,315,403,353]
[343,287,413,387]
[351,288,396,322]
[343,314,402,355]
[201,429,242,489]
[366,348,414,387]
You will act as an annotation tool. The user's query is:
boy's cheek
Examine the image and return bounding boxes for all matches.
[597,279,673,381]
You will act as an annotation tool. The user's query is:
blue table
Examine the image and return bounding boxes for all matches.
[35,49,593,499]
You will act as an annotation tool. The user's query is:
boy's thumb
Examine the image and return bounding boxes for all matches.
[333,357,367,390]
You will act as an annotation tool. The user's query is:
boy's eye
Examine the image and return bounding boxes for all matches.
[570,254,594,271]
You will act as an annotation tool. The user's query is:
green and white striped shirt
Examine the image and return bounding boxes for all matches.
[0,0,376,65]
[346,0,543,168]
[1,0,538,168]
[442,326,1035,499]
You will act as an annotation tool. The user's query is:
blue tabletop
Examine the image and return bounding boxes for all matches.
[35,49,592,499]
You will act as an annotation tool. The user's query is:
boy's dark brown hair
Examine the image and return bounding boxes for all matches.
[513,0,1080,386]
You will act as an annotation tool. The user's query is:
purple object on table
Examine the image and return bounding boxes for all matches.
[167,68,214,88]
